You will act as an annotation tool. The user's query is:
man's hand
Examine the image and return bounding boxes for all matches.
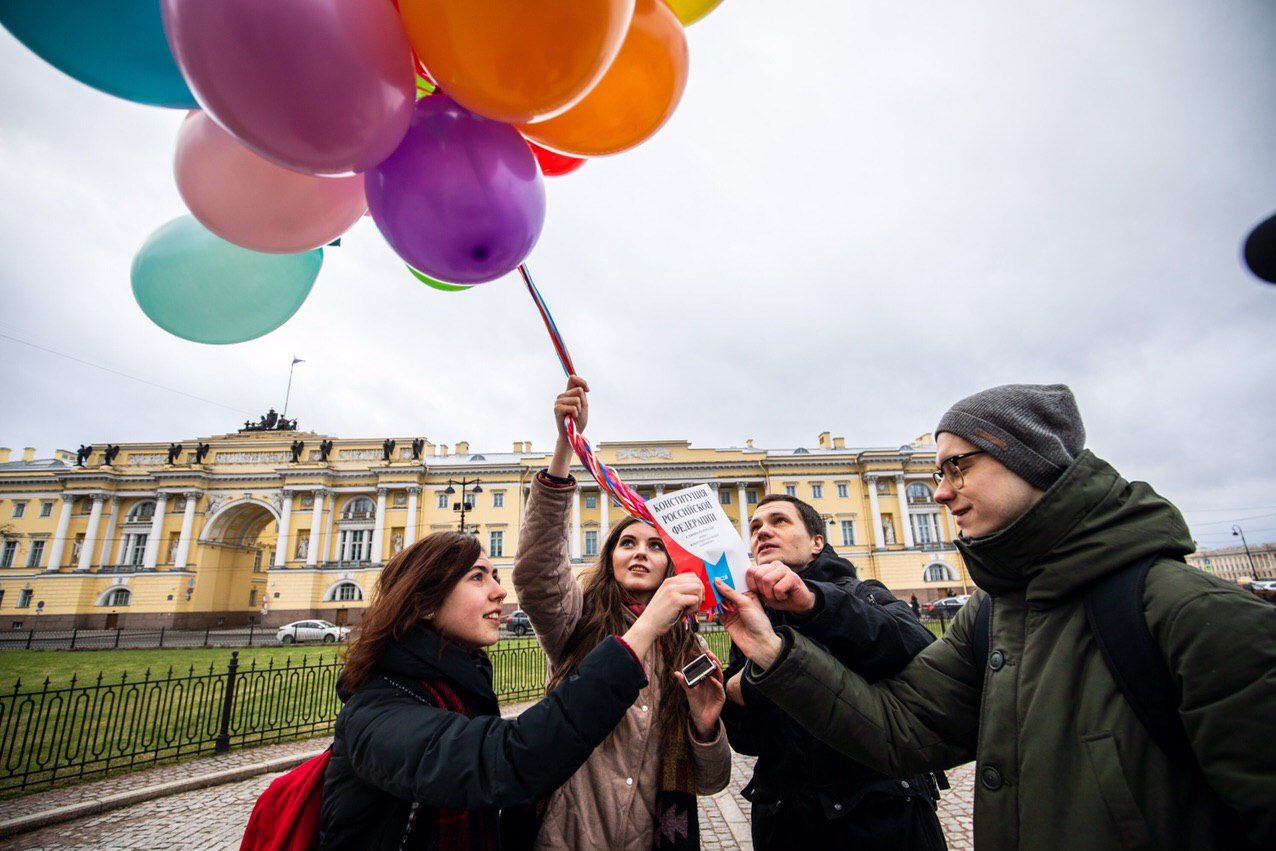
[725,671,745,706]
[714,579,783,671]
[747,561,816,613]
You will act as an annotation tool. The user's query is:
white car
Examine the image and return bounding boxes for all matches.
[277,620,350,644]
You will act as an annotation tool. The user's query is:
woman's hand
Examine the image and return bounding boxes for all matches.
[714,579,784,671]
[548,376,589,478]
[622,573,704,659]
[675,648,725,741]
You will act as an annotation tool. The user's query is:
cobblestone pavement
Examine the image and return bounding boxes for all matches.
[3,722,975,850]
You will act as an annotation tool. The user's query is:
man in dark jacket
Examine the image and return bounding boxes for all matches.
[721,494,947,850]
[721,384,1276,851]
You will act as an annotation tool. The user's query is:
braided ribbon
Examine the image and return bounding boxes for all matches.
[519,264,656,525]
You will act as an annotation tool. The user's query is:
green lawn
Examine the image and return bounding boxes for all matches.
[0,645,339,689]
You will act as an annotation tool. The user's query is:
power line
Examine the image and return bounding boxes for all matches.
[0,331,254,416]
[1187,511,1276,528]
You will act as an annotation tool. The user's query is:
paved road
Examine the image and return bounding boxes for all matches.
[4,749,974,850]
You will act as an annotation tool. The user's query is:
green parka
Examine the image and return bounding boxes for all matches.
[745,451,1276,850]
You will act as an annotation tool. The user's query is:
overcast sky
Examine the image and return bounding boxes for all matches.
[2,1,1274,549]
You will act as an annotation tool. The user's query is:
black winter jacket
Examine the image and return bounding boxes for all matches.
[320,627,647,850]
[722,545,946,850]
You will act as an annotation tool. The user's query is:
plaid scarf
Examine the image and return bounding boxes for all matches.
[402,678,498,851]
[622,596,700,851]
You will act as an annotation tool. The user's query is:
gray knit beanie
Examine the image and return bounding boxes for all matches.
[935,384,1085,491]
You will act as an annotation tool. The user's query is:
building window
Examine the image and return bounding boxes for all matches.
[437,492,448,509]
[719,489,732,505]
[492,491,505,508]
[907,482,933,504]
[583,530,599,557]
[746,490,758,505]
[126,534,147,566]
[339,529,368,563]
[343,497,375,520]
[18,589,33,608]
[0,590,4,607]
[105,587,131,606]
[912,513,942,545]
[924,563,958,582]
[840,520,855,546]
[1,541,17,568]
[811,484,824,499]
[127,501,156,522]
[331,581,363,602]
[252,549,264,572]
[249,589,258,607]
[489,530,504,558]
[584,494,598,510]
[12,502,25,519]
[836,483,849,499]
[26,540,45,568]
[39,502,52,518]
[784,485,796,497]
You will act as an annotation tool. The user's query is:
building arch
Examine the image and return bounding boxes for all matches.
[324,579,365,603]
[125,500,156,523]
[342,496,375,519]
[199,497,280,547]
[906,482,933,503]
[923,562,958,583]
[95,586,132,607]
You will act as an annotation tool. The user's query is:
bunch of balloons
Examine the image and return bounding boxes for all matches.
[1,0,727,343]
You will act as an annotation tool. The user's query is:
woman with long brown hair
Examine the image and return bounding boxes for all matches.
[512,376,731,851]
[320,528,702,851]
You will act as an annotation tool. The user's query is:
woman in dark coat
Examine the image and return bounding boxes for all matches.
[320,530,703,851]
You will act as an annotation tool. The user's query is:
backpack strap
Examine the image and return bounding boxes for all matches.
[1083,555,1199,774]
[971,595,992,684]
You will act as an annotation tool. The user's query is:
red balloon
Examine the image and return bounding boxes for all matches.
[527,140,586,177]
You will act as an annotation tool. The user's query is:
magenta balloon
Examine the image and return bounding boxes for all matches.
[161,0,414,175]
[174,111,366,253]
[366,96,546,284]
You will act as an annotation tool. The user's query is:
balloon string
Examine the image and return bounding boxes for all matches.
[519,264,655,524]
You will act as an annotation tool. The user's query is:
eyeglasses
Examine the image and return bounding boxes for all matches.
[932,450,987,489]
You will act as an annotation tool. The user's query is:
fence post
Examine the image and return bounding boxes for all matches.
[70,629,77,650]
[25,629,34,650]
[114,628,122,648]
[248,623,255,646]
[204,627,210,648]
[159,627,165,648]
[215,651,240,754]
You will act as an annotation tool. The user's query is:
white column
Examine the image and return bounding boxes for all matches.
[46,494,74,570]
[895,475,915,548]
[655,485,666,497]
[96,497,119,568]
[737,483,749,538]
[599,487,610,543]
[175,492,201,569]
[569,489,582,560]
[406,487,420,544]
[76,494,106,571]
[867,476,885,548]
[273,491,292,568]
[306,489,325,567]
[142,493,168,568]
[371,488,388,564]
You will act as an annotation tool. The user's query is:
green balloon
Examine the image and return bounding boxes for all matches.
[131,217,322,344]
[407,265,472,292]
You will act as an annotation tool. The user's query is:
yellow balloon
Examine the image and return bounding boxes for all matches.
[663,0,724,26]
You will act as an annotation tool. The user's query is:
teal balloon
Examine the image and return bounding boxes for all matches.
[407,265,473,292]
[0,0,198,108]
[132,217,322,344]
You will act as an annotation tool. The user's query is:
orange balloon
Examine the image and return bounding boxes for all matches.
[398,0,634,124]
[519,0,689,157]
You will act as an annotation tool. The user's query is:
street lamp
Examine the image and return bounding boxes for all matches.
[1232,524,1259,578]
[445,478,483,534]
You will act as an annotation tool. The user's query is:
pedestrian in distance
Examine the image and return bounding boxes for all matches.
[319,529,704,850]
[719,383,1276,851]
[512,376,731,850]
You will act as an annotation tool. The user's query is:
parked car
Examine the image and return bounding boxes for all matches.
[924,595,971,616]
[503,610,532,637]
[277,620,350,644]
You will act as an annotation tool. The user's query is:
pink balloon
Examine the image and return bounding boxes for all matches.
[174,111,366,253]
[162,0,415,176]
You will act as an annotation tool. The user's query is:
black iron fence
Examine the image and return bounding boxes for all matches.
[0,643,548,796]
[0,626,289,651]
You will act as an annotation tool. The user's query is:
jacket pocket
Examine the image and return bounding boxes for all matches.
[1081,732,1155,850]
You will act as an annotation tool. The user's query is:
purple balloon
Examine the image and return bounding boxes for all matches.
[366,96,546,285]
[162,0,414,176]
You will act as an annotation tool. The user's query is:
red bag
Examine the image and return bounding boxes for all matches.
[239,749,332,851]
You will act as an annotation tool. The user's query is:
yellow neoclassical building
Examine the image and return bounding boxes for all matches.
[0,418,972,629]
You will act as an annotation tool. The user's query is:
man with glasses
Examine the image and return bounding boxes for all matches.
[716,384,1276,851]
